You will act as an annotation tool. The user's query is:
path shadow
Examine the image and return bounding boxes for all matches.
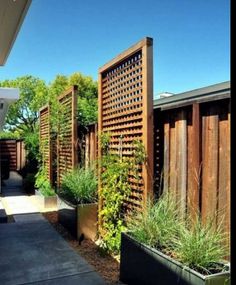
[1,171,25,197]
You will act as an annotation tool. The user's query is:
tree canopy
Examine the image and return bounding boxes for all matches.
[0,75,48,134]
[0,72,98,168]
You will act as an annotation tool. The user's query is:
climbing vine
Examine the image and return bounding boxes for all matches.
[99,133,146,254]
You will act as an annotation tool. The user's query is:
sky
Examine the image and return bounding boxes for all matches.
[0,0,230,98]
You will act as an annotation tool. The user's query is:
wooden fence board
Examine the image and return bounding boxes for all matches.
[201,106,219,224]
[218,101,230,238]
[187,104,200,218]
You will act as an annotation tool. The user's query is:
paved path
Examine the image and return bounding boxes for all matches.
[0,172,106,285]
[1,172,56,214]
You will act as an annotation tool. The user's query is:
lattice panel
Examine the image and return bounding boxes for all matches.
[57,86,78,188]
[39,105,52,182]
[98,37,154,210]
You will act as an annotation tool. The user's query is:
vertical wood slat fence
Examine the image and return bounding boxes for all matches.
[98,37,154,212]
[57,85,78,188]
[154,98,230,237]
[84,124,98,169]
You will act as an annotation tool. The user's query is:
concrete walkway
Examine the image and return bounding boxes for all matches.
[1,171,39,215]
[1,172,57,214]
[0,172,106,285]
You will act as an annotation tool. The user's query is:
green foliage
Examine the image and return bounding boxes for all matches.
[99,155,131,254]
[22,173,36,194]
[0,76,49,172]
[99,133,146,254]
[35,167,55,197]
[78,97,98,126]
[0,76,48,133]
[129,192,183,255]
[48,72,98,129]
[129,192,229,274]
[0,131,20,139]
[59,167,98,205]
[175,216,228,274]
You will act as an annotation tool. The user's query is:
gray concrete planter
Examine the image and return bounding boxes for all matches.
[35,189,57,210]
[57,195,97,240]
[120,232,230,285]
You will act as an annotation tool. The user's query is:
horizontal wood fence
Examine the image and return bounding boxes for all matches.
[154,97,230,237]
[0,139,26,172]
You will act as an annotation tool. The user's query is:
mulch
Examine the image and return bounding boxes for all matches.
[42,211,123,285]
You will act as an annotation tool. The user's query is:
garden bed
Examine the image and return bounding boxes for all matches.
[120,232,230,285]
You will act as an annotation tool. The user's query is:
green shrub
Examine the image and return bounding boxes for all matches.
[23,173,36,194]
[59,167,97,204]
[35,167,55,197]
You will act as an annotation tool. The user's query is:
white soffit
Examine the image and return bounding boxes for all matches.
[0,0,32,66]
[0,87,19,130]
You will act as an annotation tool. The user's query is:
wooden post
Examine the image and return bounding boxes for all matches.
[72,86,78,168]
[163,119,170,193]
[98,73,103,230]
[85,133,89,169]
[142,38,154,204]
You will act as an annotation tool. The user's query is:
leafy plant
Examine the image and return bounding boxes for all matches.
[99,133,146,254]
[35,167,55,197]
[0,131,20,139]
[59,167,98,205]
[22,173,36,194]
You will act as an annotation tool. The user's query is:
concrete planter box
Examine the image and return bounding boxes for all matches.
[120,233,230,285]
[57,195,97,241]
[35,189,57,210]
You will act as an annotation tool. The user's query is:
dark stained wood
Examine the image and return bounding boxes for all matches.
[163,118,170,193]
[187,103,200,218]
[201,106,219,224]
[176,110,187,217]
[169,111,177,195]
[218,101,230,244]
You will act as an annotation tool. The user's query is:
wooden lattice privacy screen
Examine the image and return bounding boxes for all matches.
[98,37,154,210]
[57,86,78,188]
[39,105,52,182]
